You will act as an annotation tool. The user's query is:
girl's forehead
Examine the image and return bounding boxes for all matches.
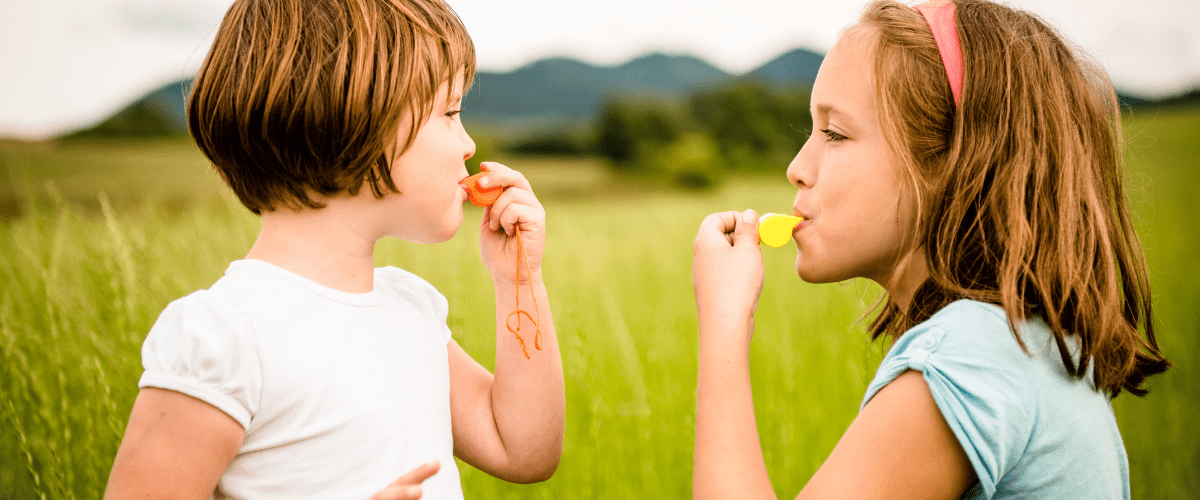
[811,27,878,121]
[825,27,877,82]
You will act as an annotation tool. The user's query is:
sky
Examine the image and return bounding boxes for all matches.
[1,0,1198,140]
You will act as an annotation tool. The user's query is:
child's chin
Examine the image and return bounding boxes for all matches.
[428,212,464,242]
[426,223,461,244]
[795,257,840,284]
[398,217,462,244]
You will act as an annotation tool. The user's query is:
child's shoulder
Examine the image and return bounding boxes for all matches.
[373,266,442,299]
[161,276,249,325]
[373,266,450,319]
[922,299,1009,334]
[903,299,1046,364]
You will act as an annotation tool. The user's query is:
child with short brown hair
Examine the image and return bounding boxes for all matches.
[105,1,564,498]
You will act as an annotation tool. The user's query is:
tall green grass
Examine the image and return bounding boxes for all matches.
[2,107,1198,498]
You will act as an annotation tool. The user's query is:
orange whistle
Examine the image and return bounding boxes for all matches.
[460,172,503,207]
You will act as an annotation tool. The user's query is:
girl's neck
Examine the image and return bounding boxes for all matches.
[245,205,379,293]
[882,249,930,311]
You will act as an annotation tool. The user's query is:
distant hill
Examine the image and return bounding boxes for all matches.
[464,52,732,122]
[65,80,192,139]
[745,48,825,87]
[61,48,1199,139]
[64,51,815,139]
[1117,88,1200,109]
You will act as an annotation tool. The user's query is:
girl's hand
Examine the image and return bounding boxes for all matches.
[692,209,764,340]
[368,462,440,500]
[475,162,546,285]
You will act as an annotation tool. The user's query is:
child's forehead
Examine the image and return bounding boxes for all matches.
[831,25,878,61]
[437,71,469,100]
[811,30,877,117]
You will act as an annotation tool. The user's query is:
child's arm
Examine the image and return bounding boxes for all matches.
[449,163,565,483]
[692,210,773,499]
[104,388,243,499]
[691,210,976,500]
[107,389,443,500]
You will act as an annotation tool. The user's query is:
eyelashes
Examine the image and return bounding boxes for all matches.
[821,129,847,142]
[445,108,463,118]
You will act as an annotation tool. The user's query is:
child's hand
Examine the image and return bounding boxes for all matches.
[692,209,764,340]
[368,461,440,500]
[474,162,546,286]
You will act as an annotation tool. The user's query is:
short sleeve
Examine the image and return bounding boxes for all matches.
[861,301,1037,499]
[139,290,262,429]
[376,267,453,344]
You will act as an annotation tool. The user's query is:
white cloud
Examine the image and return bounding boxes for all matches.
[1008,0,1200,96]
[116,0,229,36]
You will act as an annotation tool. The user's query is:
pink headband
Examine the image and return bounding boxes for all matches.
[913,0,963,107]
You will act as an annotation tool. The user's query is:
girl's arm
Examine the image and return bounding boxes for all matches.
[692,211,976,500]
[104,388,243,499]
[795,371,975,499]
[692,210,773,499]
[448,163,565,483]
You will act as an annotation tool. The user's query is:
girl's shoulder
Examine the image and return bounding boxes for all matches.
[893,299,1048,368]
[864,300,1120,498]
[863,299,1050,438]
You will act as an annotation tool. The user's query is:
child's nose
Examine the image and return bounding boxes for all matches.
[461,130,476,161]
[786,152,807,187]
[787,137,816,188]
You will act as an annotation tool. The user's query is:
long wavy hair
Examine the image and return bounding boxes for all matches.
[857,0,1170,396]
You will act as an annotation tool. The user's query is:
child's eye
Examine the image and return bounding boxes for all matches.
[445,108,463,118]
[822,129,847,142]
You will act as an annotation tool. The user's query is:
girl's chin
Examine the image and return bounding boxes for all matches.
[795,254,846,284]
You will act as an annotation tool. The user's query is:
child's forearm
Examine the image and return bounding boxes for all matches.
[694,316,778,500]
[489,274,565,479]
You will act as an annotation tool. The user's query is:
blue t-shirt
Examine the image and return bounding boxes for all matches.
[861,300,1129,499]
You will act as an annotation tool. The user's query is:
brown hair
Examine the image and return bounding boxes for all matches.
[188,0,476,214]
[856,0,1170,396]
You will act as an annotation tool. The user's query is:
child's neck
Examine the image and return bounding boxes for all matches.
[245,206,378,294]
[883,249,930,311]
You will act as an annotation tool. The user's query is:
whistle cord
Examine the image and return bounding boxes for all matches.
[505,227,542,359]
[461,172,542,359]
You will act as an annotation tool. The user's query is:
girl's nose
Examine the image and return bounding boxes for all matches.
[787,140,813,188]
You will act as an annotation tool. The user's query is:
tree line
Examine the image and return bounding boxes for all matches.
[501,80,814,188]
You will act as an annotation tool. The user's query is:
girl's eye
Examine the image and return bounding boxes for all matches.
[446,109,463,118]
[822,129,847,142]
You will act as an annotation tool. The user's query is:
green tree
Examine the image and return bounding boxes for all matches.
[594,100,681,169]
[688,81,811,171]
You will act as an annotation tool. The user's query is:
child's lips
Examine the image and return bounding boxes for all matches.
[792,213,811,233]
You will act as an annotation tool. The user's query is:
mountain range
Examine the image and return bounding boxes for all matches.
[66,48,826,139]
[65,46,1199,139]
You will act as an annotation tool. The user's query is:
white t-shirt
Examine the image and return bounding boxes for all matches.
[139,260,463,500]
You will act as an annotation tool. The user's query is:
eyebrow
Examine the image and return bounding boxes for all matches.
[814,103,855,127]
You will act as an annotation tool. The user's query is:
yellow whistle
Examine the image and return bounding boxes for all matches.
[758,213,804,248]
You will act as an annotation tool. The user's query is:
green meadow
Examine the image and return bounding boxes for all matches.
[2,106,1198,499]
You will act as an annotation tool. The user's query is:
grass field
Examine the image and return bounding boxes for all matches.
[2,106,1198,499]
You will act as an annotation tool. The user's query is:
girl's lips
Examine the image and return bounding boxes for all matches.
[793,217,810,234]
